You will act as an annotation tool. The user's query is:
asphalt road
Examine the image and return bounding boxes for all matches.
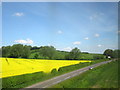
[21,60,112,89]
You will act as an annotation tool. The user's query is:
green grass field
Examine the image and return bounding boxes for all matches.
[29,50,104,60]
[51,60,118,88]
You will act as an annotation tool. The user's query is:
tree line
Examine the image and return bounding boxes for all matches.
[103,49,120,59]
[1,44,31,58]
[0,44,119,60]
[0,44,81,60]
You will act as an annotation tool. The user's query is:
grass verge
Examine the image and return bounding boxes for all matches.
[50,60,118,88]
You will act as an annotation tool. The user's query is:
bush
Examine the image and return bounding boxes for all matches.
[34,53,39,59]
[51,68,57,74]
[58,67,64,72]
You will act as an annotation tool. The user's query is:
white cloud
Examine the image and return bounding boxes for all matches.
[84,37,89,40]
[97,44,102,47]
[13,12,24,16]
[95,34,100,37]
[14,39,33,44]
[73,41,81,45]
[57,30,63,34]
[63,47,72,52]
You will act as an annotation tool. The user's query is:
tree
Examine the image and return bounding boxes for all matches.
[22,45,30,58]
[31,46,40,50]
[103,49,114,58]
[0,47,2,57]
[8,44,31,58]
[9,44,24,58]
[2,46,11,57]
[34,53,39,59]
[40,46,56,59]
[27,45,32,50]
[54,51,67,60]
[82,52,89,54]
[65,47,81,60]
[112,49,120,58]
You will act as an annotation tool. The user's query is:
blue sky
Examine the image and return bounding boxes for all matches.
[2,2,118,53]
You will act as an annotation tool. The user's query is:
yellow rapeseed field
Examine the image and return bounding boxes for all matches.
[0,58,91,78]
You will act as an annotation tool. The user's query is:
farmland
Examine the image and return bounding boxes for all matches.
[2,58,108,88]
[1,58,91,78]
[1,45,118,88]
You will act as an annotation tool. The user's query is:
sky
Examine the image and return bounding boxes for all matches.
[2,2,118,53]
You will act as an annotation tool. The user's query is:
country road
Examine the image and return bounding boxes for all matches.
[21,60,113,89]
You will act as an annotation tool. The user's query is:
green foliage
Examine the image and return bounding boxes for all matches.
[93,54,104,60]
[2,46,11,57]
[34,53,39,59]
[0,48,2,57]
[22,45,30,58]
[54,51,69,60]
[31,46,40,50]
[80,53,93,60]
[103,49,120,59]
[103,49,114,58]
[2,72,44,88]
[39,46,57,59]
[65,47,81,60]
[112,49,120,58]
[51,68,57,75]
[2,44,111,60]
[52,61,118,88]
[2,44,30,58]
[9,44,24,58]
[57,63,86,72]
[57,59,107,74]
[82,52,89,54]
[29,52,48,59]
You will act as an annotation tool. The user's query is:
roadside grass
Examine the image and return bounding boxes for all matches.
[50,60,118,88]
[2,59,108,88]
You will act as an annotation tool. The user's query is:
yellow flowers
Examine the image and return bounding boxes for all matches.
[0,58,91,78]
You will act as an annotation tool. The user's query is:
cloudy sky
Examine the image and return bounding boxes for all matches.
[2,2,118,53]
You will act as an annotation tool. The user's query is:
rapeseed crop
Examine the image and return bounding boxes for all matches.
[0,58,91,78]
